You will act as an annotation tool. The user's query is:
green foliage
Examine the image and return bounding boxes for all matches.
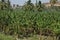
[0,0,60,39]
[36,1,42,11]
[0,9,60,38]
[23,0,34,11]
[50,0,57,6]
[35,1,44,12]
[50,0,57,4]
[7,0,11,9]
[0,0,11,10]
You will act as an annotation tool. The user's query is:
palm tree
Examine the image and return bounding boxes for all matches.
[50,0,57,6]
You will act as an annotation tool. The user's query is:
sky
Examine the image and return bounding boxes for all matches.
[10,0,50,6]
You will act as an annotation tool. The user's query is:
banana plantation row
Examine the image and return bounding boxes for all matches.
[0,0,60,40]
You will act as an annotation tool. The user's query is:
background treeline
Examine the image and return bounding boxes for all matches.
[0,0,60,11]
[0,0,60,39]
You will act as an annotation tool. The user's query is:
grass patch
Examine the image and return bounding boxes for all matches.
[0,33,15,40]
[19,35,57,40]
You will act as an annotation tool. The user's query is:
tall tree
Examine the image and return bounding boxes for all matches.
[23,0,34,11]
[8,0,10,7]
[7,0,11,9]
[27,0,31,5]
[1,0,5,2]
[37,0,42,11]
[38,0,41,7]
